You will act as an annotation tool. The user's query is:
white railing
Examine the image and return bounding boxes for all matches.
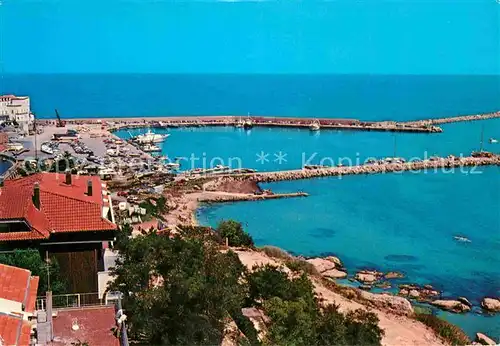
[36,292,111,311]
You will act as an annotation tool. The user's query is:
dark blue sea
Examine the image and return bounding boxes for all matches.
[1,74,499,120]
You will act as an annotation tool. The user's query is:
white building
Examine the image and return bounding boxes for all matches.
[0,94,34,131]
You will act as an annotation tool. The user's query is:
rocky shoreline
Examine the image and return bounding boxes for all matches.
[304,256,500,317]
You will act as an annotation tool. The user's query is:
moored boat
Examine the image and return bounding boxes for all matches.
[309,120,321,131]
[142,144,161,152]
[134,130,169,143]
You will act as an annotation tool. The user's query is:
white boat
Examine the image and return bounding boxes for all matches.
[134,130,169,143]
[235,117,245,128]
[41,143,54,155]
[454,236,471,243]
[309,120,321,131]
[142,144,161,152]
[244,117,253,129]
[489,138,498,144]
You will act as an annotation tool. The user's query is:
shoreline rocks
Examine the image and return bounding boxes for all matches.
[306,257,347,280]
[431,299,471,313]
[398,284,440,301]
[481,297,500,313]
[384,271,405,279]
[355,270,383,284]
[475,332,497,345]
[322,268,348,279]
[360,291,414,316]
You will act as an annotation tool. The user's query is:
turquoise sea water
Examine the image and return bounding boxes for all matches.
[115,119,500,172]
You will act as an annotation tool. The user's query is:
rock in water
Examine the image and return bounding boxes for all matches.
[481,297,500,312]
[409,289,420,298]
[475,332,497,345]
[385,271,405,279]
[322,268,347,279]
[458,296,472,307]
[325,255,342,267]
[306,258,336,273]
[355,271,379,284]
[431,300,471,313]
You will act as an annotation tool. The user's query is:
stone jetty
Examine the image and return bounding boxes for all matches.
[197,191,308,204]
[404,110,500,126]
[244,155,500,183]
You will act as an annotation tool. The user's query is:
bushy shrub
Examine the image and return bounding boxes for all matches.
[260,246,292,260]
[415,313,470,345]
[248,265,384,346]
[285,259,319,275]
[217,220,254,247]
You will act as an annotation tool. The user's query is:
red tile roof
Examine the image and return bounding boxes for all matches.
[0,263,39,346]
[0,173,116,241]
[0,263,30,303]
[0,315,32,346]
[49,306,119,346]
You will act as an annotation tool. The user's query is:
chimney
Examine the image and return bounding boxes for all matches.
[87,179,93,196]
[32,182,40,209]
[65,170,72,185]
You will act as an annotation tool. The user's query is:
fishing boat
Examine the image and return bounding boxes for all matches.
[489,138,498,144]
[134,130,169,143]
[309,120,321,131]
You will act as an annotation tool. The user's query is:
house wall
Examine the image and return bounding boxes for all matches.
[51,249,101,294]
[0,96,33,125]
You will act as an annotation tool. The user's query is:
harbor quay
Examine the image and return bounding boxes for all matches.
[58,115,443,133]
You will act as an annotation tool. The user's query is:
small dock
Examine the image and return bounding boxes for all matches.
[197,191,308,203]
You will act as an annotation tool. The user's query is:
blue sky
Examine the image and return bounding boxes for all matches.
[1,0,498,74]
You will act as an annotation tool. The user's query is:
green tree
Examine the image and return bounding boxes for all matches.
[246,265,315,306]
[263,297,317,346]
[109,229,248,345]
[0,249,67,295]
[217,220,254,247]
[248,265,383,346]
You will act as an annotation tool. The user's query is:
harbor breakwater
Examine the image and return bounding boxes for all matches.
[405,111,500,126]
[43,109,500,134]
[233,155,500,183]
